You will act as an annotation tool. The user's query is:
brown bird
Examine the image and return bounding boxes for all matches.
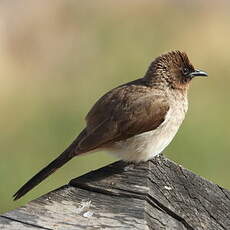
[13,50,207,200]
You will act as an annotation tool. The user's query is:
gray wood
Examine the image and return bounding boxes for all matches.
[1,155,230,229]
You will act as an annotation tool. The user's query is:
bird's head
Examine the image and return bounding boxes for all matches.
[144,50,208,90]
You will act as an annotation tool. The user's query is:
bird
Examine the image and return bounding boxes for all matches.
[13,50,208,200]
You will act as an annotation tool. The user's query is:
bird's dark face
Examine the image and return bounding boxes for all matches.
[145,51,208,90]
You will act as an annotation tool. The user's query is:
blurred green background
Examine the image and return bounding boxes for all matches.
[1,0,230,214]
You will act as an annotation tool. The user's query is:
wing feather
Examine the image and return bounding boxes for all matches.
[78,81,169,152]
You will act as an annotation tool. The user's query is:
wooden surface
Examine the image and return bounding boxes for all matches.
[1,155,230,230]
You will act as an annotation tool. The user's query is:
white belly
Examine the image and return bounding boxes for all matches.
[107,106,186,162]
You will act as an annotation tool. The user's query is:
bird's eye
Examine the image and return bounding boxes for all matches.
[182,67,190,76]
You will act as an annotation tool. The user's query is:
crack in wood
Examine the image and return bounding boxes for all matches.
[0,215,52,230]
[146,194,194,230]
[145,212,167,229]
[74,179,195,230]
[218,185,230,202]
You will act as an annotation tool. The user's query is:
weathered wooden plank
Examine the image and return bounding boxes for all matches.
[0,216,48,229]
[1,155,230,229]
[3,186,146,229]
[70,155,230,229]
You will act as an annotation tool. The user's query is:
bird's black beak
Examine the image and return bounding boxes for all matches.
[189,69,208,78]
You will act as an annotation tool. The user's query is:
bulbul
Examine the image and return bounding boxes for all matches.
[13,50,207,200]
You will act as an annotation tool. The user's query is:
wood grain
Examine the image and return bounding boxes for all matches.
[1,155,230,229]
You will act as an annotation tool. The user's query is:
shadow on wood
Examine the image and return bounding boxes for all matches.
[1,155,230,229]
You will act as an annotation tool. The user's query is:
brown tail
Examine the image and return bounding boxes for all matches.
[13,130,86,200]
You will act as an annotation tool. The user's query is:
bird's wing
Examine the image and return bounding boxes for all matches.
[77,83,169,153]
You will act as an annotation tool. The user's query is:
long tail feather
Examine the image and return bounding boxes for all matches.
[13,132,85,201]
